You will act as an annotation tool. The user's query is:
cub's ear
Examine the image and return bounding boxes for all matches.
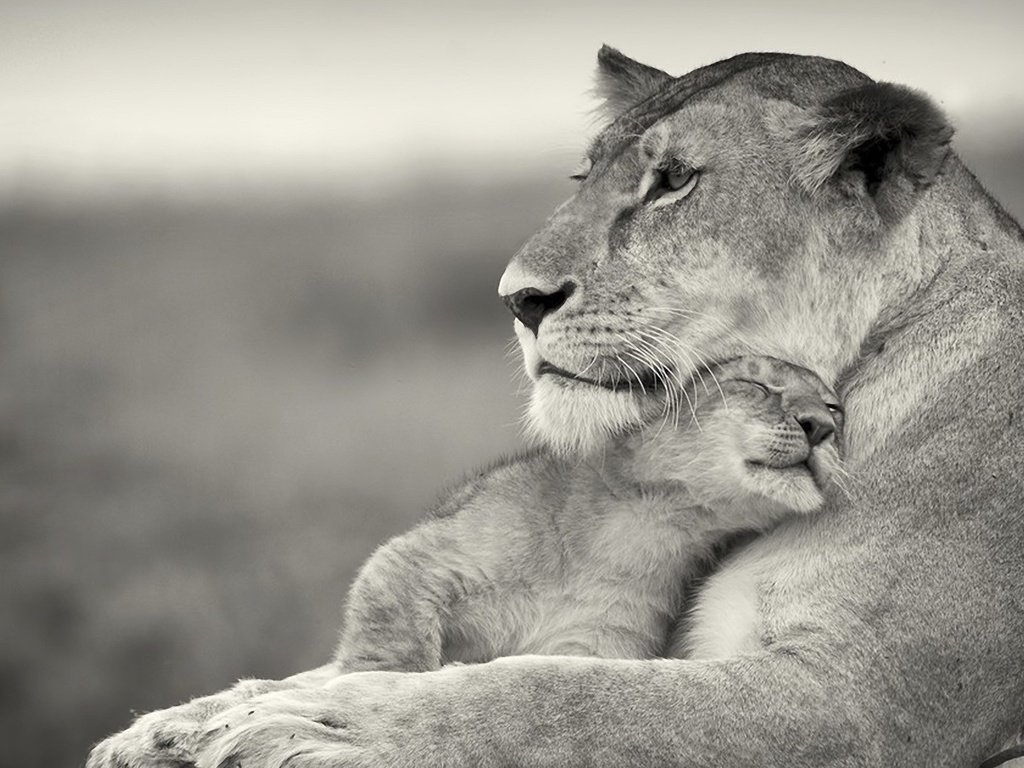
[594,45,672,121]
[791,82,954,221]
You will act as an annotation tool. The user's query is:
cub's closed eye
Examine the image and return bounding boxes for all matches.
[736,379,771,397]
[644,160,700,207]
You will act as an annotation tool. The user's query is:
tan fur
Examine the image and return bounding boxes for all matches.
[335,357,841,671]
[88,49,1024,768]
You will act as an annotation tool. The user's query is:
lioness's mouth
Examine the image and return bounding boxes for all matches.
[537,360,665,393]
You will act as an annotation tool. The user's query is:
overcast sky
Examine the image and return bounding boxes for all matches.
[2,0,1022,193]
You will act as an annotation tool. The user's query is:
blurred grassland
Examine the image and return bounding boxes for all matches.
[1,135,1022,768]
[0,177,571,767]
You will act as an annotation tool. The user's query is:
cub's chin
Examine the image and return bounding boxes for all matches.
[526,376,659,456]
[740,462,825,515]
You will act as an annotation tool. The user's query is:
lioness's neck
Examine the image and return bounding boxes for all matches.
[839,159,1023,464]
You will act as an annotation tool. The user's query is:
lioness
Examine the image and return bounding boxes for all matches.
[339,357,842,671]
[89,48,1024,768]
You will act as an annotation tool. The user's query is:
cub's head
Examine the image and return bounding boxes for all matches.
[622,357,845,515]
[501,47,952,454]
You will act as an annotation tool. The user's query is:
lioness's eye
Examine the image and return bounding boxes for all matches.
[570,157,592,181]
[665,163,694,191]
[643,159,700,206]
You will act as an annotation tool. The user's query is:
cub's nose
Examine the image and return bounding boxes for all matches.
[795,403,836,448]
[501,282,576,336]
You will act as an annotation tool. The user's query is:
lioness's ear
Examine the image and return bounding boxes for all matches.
[792,82,953,221]
[594,45,673,121]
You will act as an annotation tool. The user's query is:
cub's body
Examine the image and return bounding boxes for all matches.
[337,357,841,671]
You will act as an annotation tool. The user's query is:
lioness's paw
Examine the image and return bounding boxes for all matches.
[86,680,293,768]
[196,673,414,768]
[87,701,211,768]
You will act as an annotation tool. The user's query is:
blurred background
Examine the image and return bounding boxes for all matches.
[1,1,1022,766]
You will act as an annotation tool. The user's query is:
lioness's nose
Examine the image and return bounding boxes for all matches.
[795,403,835,448]
[502,283,575,336]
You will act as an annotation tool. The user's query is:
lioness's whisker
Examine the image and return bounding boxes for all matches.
[634,330,696,429]
[577,349,602,379]
[617,354,648,397]
[622,333,679,431]
[610,353,634,396]
[640,325,712,395]
[639,324,732,415]
[640,306,755,353]
[622,331,688,435]
[632,328,703,428]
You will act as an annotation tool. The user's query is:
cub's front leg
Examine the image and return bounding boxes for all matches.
[86,664,339,768]
[337,453,554,672]
[336,531,460,672]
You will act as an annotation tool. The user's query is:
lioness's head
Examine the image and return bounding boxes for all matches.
[501,47,952,454]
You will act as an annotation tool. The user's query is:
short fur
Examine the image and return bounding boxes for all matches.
[592,44,673,122]
[790,82,954,221]
[336,358,842,671]
[89,49,1024,768]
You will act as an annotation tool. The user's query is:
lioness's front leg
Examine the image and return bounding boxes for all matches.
[87,664,339,768]
[194,654,871,768]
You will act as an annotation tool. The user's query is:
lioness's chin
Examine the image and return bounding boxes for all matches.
[527,378,654,456]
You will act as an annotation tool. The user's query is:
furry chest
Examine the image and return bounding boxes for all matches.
[676,518,829,660]
[681,555,764,659]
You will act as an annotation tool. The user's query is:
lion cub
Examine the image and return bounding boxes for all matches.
[336,357,843,670]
